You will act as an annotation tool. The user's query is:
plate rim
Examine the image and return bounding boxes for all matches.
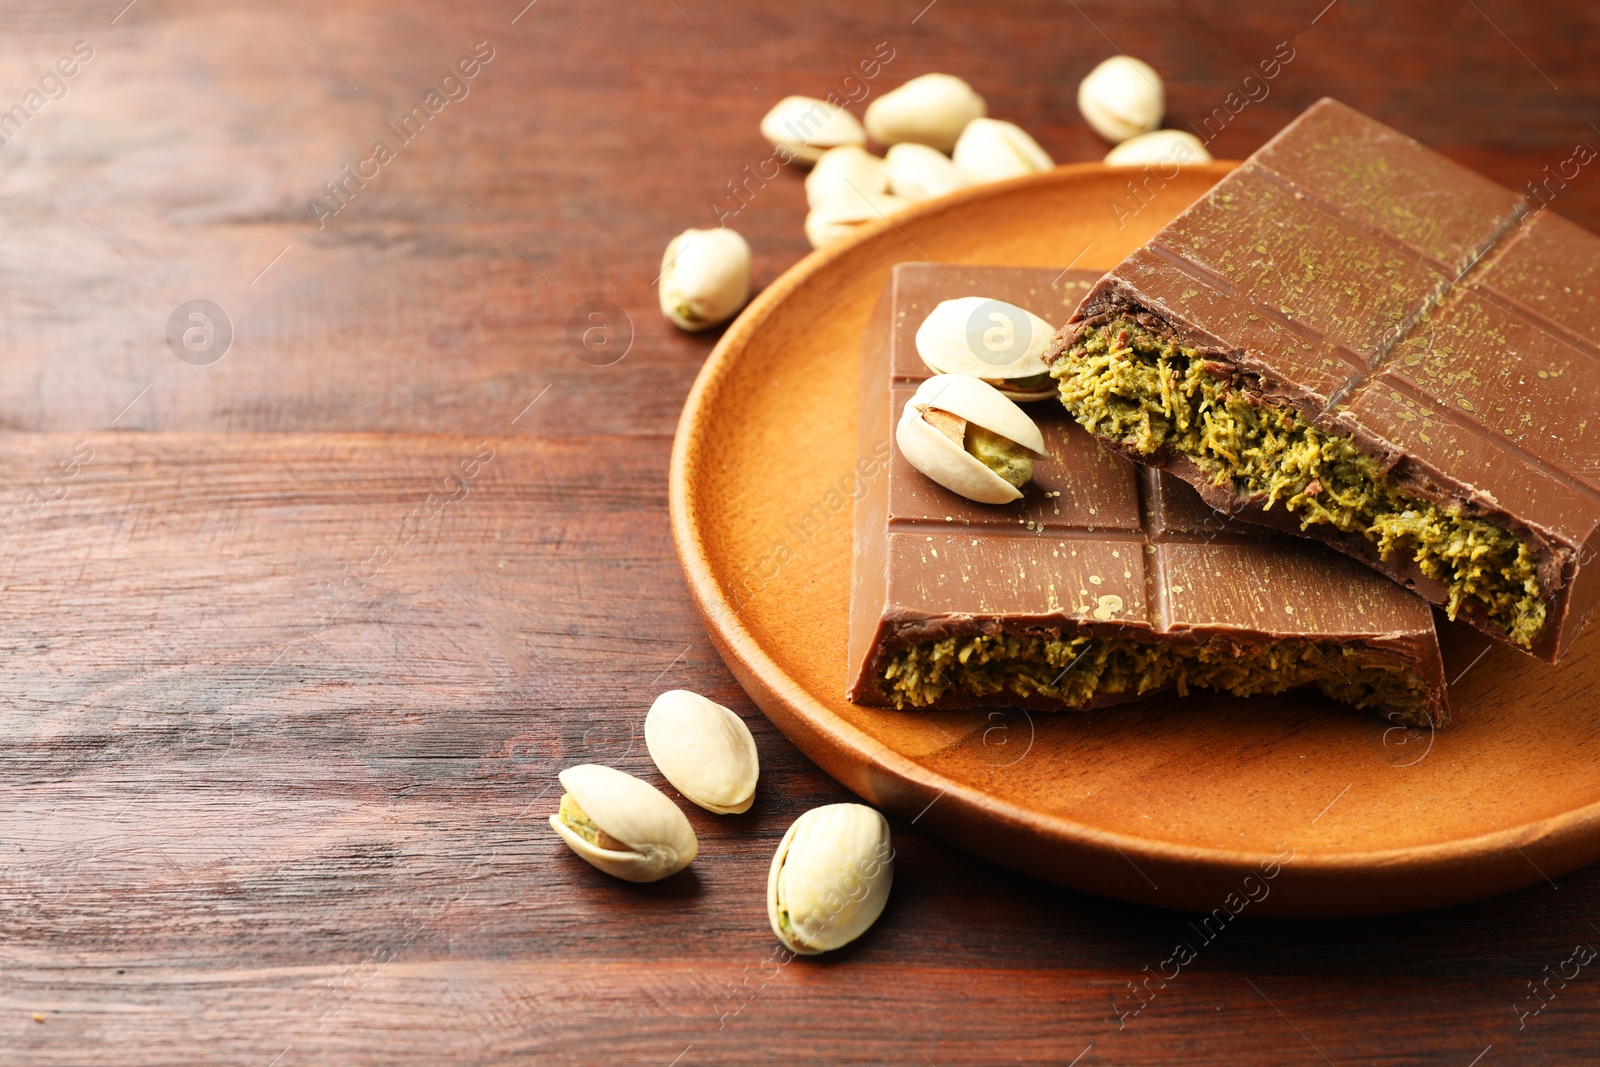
[667,161,1600,882]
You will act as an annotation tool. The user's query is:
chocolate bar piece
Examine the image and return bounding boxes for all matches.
[847,263,1448,725]
[1048,98,1600,663]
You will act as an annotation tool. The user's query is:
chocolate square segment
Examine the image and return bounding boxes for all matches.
[1050,98,1600,662]
[1248,97,1525,273]
[847,263,1446,725]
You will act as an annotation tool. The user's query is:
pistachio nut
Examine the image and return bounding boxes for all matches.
[896,374,1047,504]
[804,145,890,210]
[760,95,867,165]
[767,803,894,955]
[1104,128,1212,167]
[951,118,1053,185]
[1077,55,1164,143]
[548,764,698,883]
[803,191,912,250]
[659,227,751,332]
[644,689,759,815]
[885,142,965,202]
[863,73,986,151]
[914,296,1058,400]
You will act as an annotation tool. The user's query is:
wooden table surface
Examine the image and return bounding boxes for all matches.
[3,1,1599,1063]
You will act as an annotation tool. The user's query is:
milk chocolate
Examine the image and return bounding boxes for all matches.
[1049,98,1600,662]
[847,263,1448,725]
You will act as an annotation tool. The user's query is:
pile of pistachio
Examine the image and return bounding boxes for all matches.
[658,56,1209,334]
[550,690,894,955]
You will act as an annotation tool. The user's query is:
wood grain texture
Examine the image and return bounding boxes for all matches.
[3,0,1600,1062]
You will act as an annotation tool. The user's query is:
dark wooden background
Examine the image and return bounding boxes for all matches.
[1,0,1598,1063]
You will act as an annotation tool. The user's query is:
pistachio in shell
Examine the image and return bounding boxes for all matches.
[548,764,698,883]
[767,803,894,955]
[645,689,759,814]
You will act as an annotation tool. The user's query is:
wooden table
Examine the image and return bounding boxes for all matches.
[3,1,1598,1063]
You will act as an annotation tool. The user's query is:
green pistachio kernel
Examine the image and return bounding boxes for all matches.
[965,424,1034,489]
[996,371,1053,392]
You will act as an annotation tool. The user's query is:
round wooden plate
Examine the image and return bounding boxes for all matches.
[668,162,1600,917]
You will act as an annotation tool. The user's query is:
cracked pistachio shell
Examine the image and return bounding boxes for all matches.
[951,118,1053,185]
[644,689,759,815]
[767,803,894,955]
[1078,55,1164,143]
[1105,128,1212,167]
[659,228,751,332]
[863,73,986,151]
[915,296,1057,398]
[803,191,912,250]
[804,146,890,210]
[760,96,866,165]
[885,142,965,202]
[897,374,1046,504]
[549,764,698,883]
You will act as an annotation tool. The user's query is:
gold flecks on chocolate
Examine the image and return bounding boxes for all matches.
[1092,594,1125,621]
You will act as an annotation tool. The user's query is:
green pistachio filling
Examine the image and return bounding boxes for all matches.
[880,632,1433,725]
[1050,315,1546,648]
[557,794,610,848]
[966,424,1034,488]
[996,371,1054,392]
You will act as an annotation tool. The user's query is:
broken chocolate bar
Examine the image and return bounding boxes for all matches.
[1048,98,1600,663]
[847,263,1448,725]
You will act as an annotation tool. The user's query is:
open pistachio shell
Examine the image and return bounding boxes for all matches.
[951,118,1053,184]
[914,296,1058,399]
[885,142,965,202]
[1078,55,1164,143]
[803,191,912,250]
[760,96,867,165]
[644,689,759,814]
[908,374,1046,453]
[896,374,1047,504]
[1105,128,1212,167]
[804,145,890,209]
[863,73,986,151]
[659,228,751,331]
[767,803,894,955]
[548,764,698,883]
